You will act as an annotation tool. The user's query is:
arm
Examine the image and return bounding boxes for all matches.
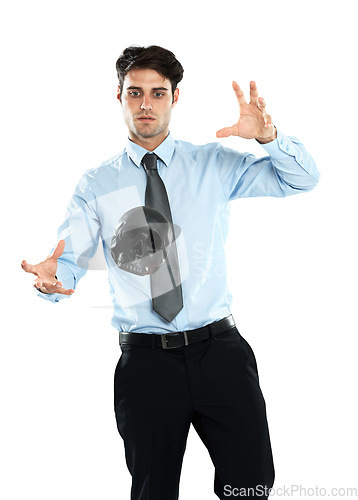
[215,128,319,200]
[21,173,101,302]
[215,80,319,199]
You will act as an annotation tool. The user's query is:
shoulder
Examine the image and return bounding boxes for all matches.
[173,138,222,158]
[84,149,126,176]
[78,149,126,186]
[173,138,250,164]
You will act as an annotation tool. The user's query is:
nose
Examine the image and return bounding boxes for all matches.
[140,95,153,111]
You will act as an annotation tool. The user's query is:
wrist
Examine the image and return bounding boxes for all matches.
[256,126,277,144]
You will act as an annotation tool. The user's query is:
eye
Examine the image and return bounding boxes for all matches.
[154,92,164,98]
[129,91,141,97]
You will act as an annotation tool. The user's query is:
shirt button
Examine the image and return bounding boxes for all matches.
[280,139,283,145]
[286,145,289,151]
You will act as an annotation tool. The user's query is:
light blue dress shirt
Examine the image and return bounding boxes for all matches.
[36,129,319,333]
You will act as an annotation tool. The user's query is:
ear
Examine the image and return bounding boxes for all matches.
[172,87,179,108]
[117,85,122,103]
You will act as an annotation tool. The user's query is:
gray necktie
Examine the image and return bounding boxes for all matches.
[141,153,183,322]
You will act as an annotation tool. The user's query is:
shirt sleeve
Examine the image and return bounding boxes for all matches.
[35,173,101,303]
[214,128,320,201]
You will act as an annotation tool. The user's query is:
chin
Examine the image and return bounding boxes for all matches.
[137,132,158,139]
[134,126,163,139]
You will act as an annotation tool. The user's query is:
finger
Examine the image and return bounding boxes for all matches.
[249,80,259,105]
[21,259,38,275]
[34,285,75,296]
[232,81,247,107]
[33,277,60,291]
[264,114,273,128]
[52,286,75,295]
[48,239,65,261]
[258,96,267,111]
[216,125,235,138]
[33,283,49,293]
[33,281,75,295]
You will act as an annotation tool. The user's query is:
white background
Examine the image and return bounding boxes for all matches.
[1,0,357,498]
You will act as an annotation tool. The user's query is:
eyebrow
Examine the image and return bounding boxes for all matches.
[126,86,169,91]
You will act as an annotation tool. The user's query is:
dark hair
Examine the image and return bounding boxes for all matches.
[116,45,184,101]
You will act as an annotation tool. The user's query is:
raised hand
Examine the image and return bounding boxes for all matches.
[21,239,75,295]
[216,81,277,143]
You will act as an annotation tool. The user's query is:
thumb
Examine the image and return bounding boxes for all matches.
[48,239,65,261]
[216,126,235,138]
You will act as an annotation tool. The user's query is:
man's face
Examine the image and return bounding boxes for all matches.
[117,68,179,149]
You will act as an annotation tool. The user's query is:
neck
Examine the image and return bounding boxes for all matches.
[128,130,169,151]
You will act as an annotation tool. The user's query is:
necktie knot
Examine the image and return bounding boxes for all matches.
[141,153,158,172]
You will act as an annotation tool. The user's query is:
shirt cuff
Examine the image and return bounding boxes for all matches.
[257,128,308,170]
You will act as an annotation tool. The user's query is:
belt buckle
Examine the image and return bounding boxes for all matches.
[161,331,189,349]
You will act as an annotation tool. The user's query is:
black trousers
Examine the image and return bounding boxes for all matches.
[114,325,274,499]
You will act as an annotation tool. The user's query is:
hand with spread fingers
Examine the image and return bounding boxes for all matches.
[21,239,75,295]
[216,81,277,143]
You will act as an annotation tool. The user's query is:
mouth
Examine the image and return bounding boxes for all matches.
[137,116,155,122]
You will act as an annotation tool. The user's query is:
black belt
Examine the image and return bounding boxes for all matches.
[119,315,236,350]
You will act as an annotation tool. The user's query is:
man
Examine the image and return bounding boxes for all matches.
[21,45,319,499]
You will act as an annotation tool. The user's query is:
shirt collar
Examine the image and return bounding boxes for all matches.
[125,132,175,168]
